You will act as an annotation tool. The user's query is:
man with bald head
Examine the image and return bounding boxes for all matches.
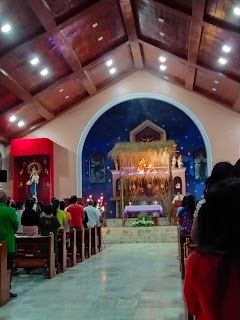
[0,188,19,298]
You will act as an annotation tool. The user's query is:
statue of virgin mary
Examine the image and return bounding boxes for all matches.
[26,164,40,199]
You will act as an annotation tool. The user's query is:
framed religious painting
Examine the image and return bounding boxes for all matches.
[193,148,207,180]
[89,152,106,183]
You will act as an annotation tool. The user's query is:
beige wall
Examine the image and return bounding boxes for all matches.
[4,70,240,199]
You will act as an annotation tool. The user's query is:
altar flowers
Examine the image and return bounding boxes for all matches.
[132,216,155,227]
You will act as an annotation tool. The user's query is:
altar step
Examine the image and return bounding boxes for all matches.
[106,217,170,227]
[102,226,177,244]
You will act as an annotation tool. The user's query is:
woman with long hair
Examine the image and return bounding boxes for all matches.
[21,198,39,236]
[184,178,240,320]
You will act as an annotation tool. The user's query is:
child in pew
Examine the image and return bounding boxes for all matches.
[39,204,61,258]
[184,178,240,320]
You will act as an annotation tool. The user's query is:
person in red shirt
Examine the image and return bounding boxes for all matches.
[66,195,84,228]
[184,178,240,320]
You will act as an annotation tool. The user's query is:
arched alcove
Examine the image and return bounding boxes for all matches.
[77,93,212,217]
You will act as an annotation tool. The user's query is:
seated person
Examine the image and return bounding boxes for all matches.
[84,200,99,228]
[21,198,39,236]
[184,178,240,320]
[177,195,195,234]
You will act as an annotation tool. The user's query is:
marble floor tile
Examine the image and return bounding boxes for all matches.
[0,243,185,320]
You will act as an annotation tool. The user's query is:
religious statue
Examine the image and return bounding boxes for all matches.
[178,155,183,168]
[137,158,146,172]
[26,162,41,199]
[162,147,169,166]
[172,156,177,168]
[140,136,154,142]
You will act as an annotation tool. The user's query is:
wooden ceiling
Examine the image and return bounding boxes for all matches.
[0,0,240,142]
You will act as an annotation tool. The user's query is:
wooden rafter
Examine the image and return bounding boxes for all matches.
[232,95,240,112]
[185,0,206,90]
[0,69,54,120]
[119,0,143,69]
[27,0,97,96]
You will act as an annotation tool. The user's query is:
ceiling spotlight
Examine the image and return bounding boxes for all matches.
[92,23,98,28]
[222,45,231,53]
[9,115,16,122]
[40,68,48,76]
[106,59,113,67]
[98,36,103,42]
[109,68,116,74]
[218,57,227,65]
[30,57,39,65]
[18,120,25,127]
[214,80,219,84]
[59,89,64,93]
[233,6,240,15]
[1,24,11,33]
[65,95,69,99]
[159,64,167,71]
[158,18,164,23]
[159,56,166,63]
[163,76,169,80]
[159,32,165,37]
[212,88,217,92]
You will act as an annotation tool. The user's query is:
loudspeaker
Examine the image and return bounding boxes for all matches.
[0,170,7,182]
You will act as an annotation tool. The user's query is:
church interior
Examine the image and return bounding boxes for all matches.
[0,0,240,319]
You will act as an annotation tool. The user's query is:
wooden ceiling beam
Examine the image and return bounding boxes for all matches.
[119,0,143,69]
[232,94,240,112]
[185,0,206,90]
[28,0,97,96]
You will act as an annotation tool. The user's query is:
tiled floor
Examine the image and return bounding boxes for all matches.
[0,243,186,320]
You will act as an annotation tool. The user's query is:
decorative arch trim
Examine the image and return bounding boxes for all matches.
[77,93,212,196]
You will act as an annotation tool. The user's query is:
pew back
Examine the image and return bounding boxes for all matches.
[0,242,10,307]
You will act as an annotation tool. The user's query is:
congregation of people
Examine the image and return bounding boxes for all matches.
[0,192,101,299]
[177,160,240,320]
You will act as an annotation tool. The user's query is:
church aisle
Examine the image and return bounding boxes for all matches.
[0,244,185,320]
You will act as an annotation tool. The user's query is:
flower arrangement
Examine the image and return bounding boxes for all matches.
[132,215,155,227]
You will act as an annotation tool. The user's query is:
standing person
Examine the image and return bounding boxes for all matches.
[16,201,24,233]
[176,196,187,217]
[52,199,67,230]
[21,198,39,236]
[84,200,99,227]
[184,178,240,320]
[66,195,84,228]
[0,189,19,298]
[37,201,45,218]
[93,201,101,225]
[177,195,195,234]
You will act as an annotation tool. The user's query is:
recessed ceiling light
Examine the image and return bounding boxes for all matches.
[159,64,167,71]
[30,57,39,65]
[40,68,49,76]
[9,115,16,122]
[222,45,231,53]
[218,57,227,65]
[18,120,25,127]
[59,89,64,93]
[159,32,165,37]
[158,18,164,23]
[109,68,116,74]
[212,88,217,92]
[233,6,240,15]
[106,59,113,67]
[159,56,166,63]
[214,80,219,84]
[92,23,98,28]
[65,95,69,99]
[98,36,103,42]
[163,76,169,80]
[1,24,11,33]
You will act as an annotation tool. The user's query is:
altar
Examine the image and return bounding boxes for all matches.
[108,120,186,225]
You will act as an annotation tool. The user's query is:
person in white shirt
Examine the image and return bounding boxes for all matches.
[16,201,24,233]
[84,200,99,227]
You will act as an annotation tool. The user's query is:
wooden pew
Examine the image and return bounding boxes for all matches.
[57,230,67,273]
[177,230,191,279]
[97,225,103,252]
[76,228,85,262]
[15,234,55,279]
[91,226,98,255]
[84,228,92,258]
[0,242,10,307]
[67,229,77,267]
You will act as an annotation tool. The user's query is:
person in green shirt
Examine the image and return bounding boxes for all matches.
[0,188,19,298]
